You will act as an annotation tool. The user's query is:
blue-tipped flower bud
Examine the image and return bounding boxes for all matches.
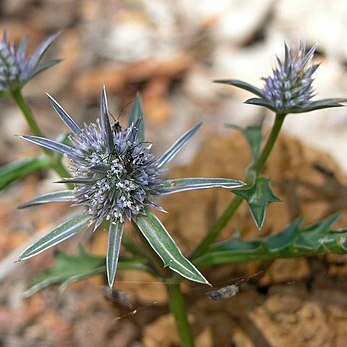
[261,42,318,114]
[215,41,346,115]
[0,31,60,95]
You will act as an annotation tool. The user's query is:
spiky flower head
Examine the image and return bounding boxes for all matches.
[0,31,60,95]
[18,87,245,287]
[67,112,164,227]
[261,42,318,113]
[216,41,346,115]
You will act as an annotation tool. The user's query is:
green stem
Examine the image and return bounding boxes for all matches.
[132,222,194,346]
[191,113,286,258]
[190,196,243,259]
[11,89,71,182]
[252,113,286,175]
[11,89,45,138]
[166,281,195,347]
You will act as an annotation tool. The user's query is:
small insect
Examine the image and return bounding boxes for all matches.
[109,99,135,134]
[207,284,239,301]
[109,111,122,133]
[206,270,266,301]
[102,286,135,309]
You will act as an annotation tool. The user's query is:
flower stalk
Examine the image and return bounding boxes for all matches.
[11,89,71,181]
[166,281,195,347]
[191,112,286,258]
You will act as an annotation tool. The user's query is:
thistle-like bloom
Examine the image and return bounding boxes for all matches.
[0,31,60,95]
[216,42,345,115]
[18,87,245,287]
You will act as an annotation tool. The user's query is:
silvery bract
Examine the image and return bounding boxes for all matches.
[0,31,60,95]
[18,87,245,287]
[216,42,346,115]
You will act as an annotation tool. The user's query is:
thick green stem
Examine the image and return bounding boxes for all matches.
[166,281,195,347]
[11,89,71,182]
[191,113,286,258]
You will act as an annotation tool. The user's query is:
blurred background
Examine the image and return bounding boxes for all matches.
[1,1,347,346]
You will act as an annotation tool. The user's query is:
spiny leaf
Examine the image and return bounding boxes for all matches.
[244,98,277,112]
[21,135,72,156]
[128,93,145,143]
[157,123,201,169]
[160,177,245,195]
[18,213,92,261]
[214,79,265,98]
[47,93,82,136]
[233,176,281,230]
[135,211,210,285]
[19,190,75,209]
[106,222,124,287]
[195,213,347,266]
[227,118,265,165]
[100,86,114,154]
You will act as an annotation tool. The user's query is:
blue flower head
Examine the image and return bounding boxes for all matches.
[0,31,60,95]
[18,87,245,287]
[216,42,346,115]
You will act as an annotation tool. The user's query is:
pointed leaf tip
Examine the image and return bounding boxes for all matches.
[106,222,124,287]
[100,87,114,153]
[135,212,210,285]
[18,213,92,261]
[157,123,202,169]
[128,93,145,142]
[46,94,82,136]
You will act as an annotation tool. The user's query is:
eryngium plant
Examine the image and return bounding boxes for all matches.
[18,87,245,287]
[216,42,346,115]
[0,31,60,95]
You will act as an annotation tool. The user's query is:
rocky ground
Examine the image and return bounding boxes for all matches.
[1,1,347,346]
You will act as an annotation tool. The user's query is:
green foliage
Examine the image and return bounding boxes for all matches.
[18,214,92,261]
[23,246,151,297]
[0,156,50,191]
[233,176,281,230]
[227,118,264,167]
[195,213,347,266]
[128,92,145,142]
[135,211,210,285]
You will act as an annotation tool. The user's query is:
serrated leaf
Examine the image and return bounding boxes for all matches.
[23,246,151,297]
[195,213,347,266]
[214,79,265,98]
[227,118,265,165]
[128,93,145,143]
[18,213,92,261]
[159,177,245,195]
[294,213,341,250]
[234,176,281,230]
[135,211,210,285]
[23,246,105,297]
[0,156,50,190]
